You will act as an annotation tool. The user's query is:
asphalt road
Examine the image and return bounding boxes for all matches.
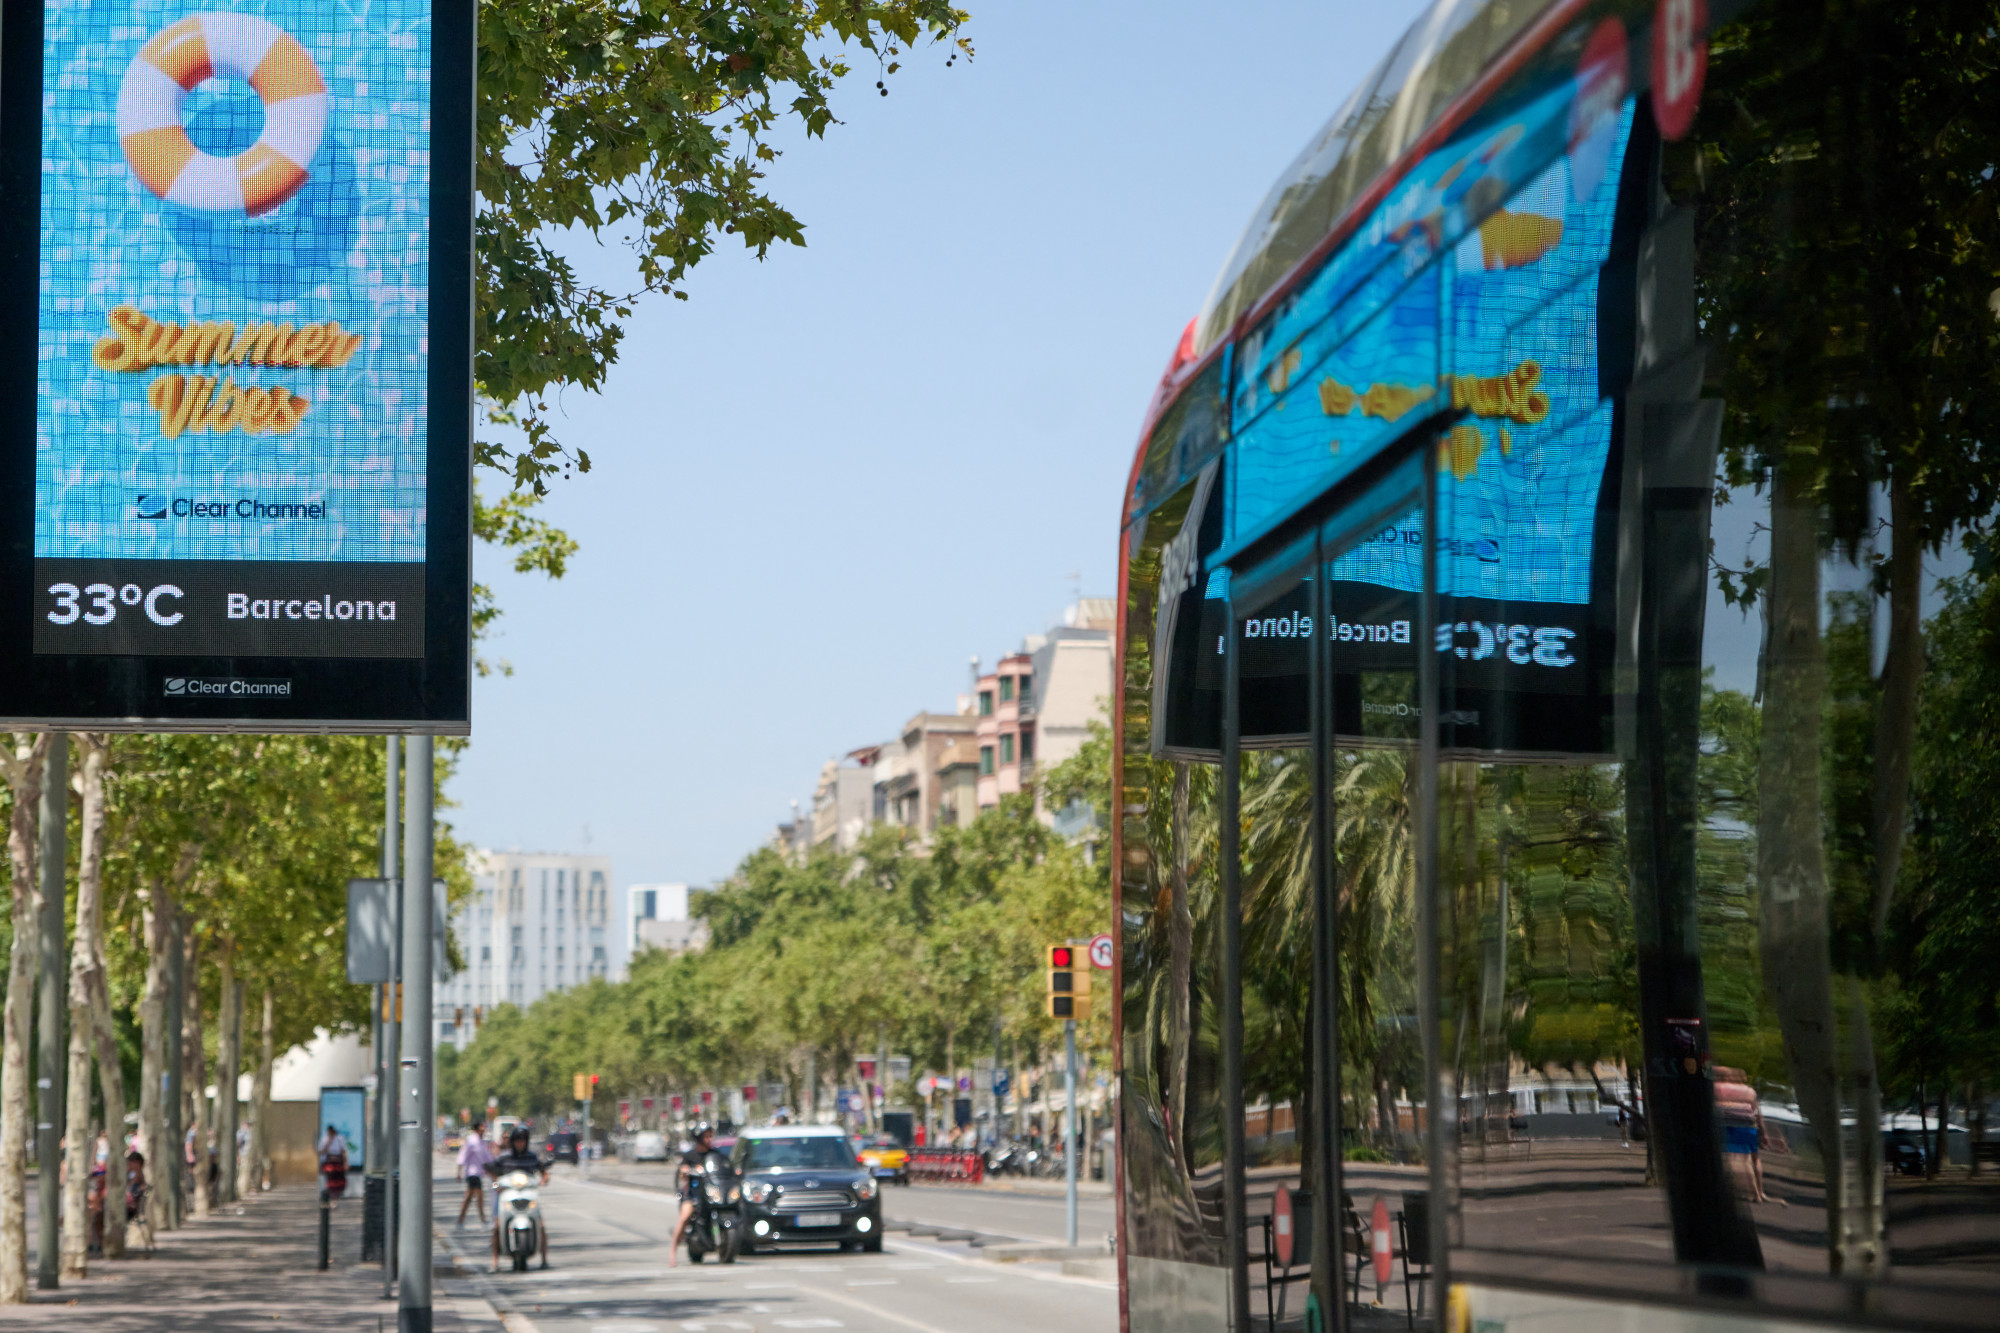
[438,1169,1117,1333]
[879,1184,1116,1248]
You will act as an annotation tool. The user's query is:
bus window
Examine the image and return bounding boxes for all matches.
[1118,472,1233,1327]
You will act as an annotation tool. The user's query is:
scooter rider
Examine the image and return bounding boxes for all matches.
[487,1125,551,1271]
[667,1122,719,1266]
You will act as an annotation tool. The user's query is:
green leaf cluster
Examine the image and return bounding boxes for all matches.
[472,0,972,494]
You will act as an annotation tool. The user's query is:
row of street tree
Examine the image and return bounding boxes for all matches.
[440,735,1113,1127]
[0,735,461,1298]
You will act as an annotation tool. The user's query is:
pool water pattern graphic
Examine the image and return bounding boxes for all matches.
[36,0,433,567]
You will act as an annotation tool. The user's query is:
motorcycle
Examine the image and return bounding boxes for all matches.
[494,1169,545,1271]
[683,1153,740,1265]
[985,1140,1028,1177]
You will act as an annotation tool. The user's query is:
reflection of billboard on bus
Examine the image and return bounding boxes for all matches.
[1151,104,1638,759]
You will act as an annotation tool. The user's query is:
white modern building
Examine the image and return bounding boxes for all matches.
[626,882,708,966]
[437,850,614,1049]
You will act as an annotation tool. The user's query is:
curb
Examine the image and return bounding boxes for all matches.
[978,1241,1115,1263]
[435,1225,543,1333]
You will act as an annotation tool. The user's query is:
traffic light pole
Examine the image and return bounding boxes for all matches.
[1064,1017,1078,1247]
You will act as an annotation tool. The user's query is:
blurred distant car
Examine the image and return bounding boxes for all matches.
[546,1131,580,1165]
[856,1133,909,1184]
[1886,1128,1928,1176]
[634,1131,669,1161]
[712,1135,738,1159]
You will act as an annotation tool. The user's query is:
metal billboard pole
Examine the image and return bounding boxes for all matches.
[380,734,400,1298]
[35,733,67,1289]
[398,734,434,1333]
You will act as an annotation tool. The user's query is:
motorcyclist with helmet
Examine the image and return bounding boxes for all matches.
[486,1124,551,1271]
[668,1122,723,1266]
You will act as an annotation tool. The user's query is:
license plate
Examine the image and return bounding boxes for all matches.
[792,1212,841,1228]
[871,1167,897,1177]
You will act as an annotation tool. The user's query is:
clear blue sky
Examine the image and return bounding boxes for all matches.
[453,0,1433,889]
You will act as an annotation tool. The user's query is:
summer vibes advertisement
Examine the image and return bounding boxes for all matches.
[33,0,432,657]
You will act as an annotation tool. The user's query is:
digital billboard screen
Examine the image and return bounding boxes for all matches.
[0,0,471,728]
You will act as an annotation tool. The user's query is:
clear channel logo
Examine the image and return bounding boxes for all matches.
[135,494,328,522]
[163,677,293,699]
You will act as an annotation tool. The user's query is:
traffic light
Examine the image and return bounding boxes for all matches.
[1046,944,1091,1020]
[573,1072,588,1101]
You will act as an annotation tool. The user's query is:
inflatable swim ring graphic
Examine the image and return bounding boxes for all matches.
[116,14,328,217]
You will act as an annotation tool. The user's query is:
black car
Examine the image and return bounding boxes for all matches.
[545,1131,580,1165]
[730,1127,883,1253]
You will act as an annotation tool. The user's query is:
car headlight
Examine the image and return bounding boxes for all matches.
[743,1181,773,1205]
[854,1177,878,1201]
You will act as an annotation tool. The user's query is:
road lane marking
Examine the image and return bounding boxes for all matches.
[946,1277,1000,1283]
[795,1281,964,1333]
[880,1239,1116,1291]
[844,1279,897,1286]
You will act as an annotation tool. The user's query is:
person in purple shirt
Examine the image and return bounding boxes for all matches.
[457,1120,497,1226]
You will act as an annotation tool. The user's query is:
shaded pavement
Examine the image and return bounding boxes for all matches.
[4,1178,505,1331]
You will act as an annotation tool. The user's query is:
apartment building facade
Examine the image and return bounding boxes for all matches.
[437,850,614,1049]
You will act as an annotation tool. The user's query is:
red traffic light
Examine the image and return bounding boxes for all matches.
[1050,946,1073,967]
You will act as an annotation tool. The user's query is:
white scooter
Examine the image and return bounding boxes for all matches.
[494,1169,545,1271]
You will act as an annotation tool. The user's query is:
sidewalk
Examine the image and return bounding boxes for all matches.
[0,1182,505,1331]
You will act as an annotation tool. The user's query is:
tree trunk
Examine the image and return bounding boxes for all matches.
[77,740,125,1259]
[1870,471,1922,942]
[215,950,240,1205]
[0,736,49,1305]
[1972,1080,1986,1178]
[138,877,172,1236]
[184,929,210,1219]
[1168,762,1193,1177]
[59,746,109,1277]
[1757,468,1861,1273]
[245,989,273,1195]
[1934,1083,1949,1181]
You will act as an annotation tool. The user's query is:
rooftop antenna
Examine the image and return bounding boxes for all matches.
[968,653,981,686]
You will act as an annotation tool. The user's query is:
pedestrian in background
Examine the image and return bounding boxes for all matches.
[458,1120,496,1226]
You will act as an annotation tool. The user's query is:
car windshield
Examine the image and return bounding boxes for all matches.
[735,1135,856,1170]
